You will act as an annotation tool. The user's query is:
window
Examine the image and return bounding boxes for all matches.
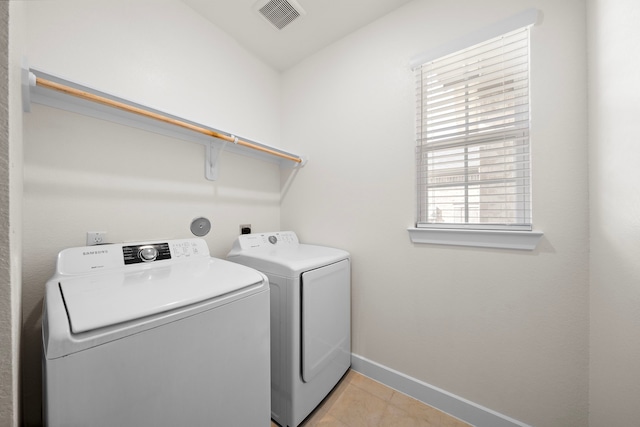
[415,27,532,231]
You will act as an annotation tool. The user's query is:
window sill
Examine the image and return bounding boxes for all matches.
[407,227,543,251]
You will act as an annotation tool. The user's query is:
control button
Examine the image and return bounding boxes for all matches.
[268,235,278,245]
[139,246,158,262]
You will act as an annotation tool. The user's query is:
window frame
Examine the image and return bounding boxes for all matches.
[407,8,543,250]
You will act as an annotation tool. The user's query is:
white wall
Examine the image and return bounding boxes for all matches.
[281,1,589,426]
[21,1,283,424]
[588,0,640,425]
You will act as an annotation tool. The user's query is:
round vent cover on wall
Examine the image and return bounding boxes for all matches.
[190,217,211,237]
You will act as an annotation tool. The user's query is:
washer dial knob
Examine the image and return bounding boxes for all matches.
[268,235,278,245]
[138,246,158,262]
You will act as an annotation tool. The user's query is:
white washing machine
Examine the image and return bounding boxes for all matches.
[42,238,270,427]
[227,231,351,427]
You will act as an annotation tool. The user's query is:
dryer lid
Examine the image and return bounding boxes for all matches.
[228,231,350,276]
[59,258,264,334]
[228,244,349,276]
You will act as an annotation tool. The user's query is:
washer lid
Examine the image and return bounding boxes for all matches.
[59,258,264,334]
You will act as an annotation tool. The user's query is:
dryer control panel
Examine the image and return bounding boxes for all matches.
[230,231,299,251]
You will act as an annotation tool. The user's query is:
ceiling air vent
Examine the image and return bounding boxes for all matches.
[254,0,306,30]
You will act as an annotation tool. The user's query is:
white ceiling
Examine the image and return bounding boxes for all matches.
[181,0,413,71]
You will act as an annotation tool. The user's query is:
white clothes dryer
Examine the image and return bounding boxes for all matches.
[42,238,270,427]
[228,231,351,427]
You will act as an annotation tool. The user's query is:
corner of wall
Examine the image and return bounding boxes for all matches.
[2,1,27,426]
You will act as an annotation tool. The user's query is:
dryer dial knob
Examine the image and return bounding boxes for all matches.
[138,246,158,262]
[268,236,278,244]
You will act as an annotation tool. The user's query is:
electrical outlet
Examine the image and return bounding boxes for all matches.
[87,231,107,246]
[240,224,251,235]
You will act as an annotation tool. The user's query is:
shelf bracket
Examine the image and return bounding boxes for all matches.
[22,65,35,112]
[205,140,227,181]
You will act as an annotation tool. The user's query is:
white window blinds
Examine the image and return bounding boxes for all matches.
[415,27,532,231]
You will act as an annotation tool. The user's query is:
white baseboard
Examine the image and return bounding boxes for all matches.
[350,353,532,427]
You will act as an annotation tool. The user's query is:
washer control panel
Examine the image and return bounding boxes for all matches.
[122,240,207,264]
[56,238,211,275]
[231,231,299,251]
[123,243,171,265]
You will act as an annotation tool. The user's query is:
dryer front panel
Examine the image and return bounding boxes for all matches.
[301,259,351,383]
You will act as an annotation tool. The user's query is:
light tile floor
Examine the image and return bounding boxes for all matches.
[270,370,473,427]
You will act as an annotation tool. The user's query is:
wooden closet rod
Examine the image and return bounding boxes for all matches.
[34,75,303,164]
